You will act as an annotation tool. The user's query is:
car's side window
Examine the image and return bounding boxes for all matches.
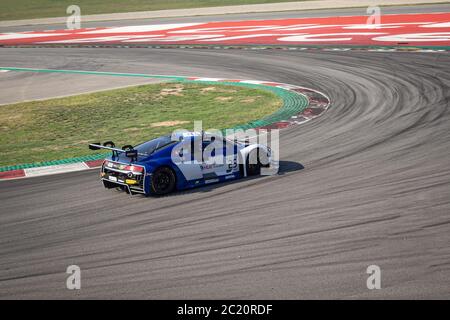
[202,140,212,150]
[224,141,236,156]
[202,140,215,162]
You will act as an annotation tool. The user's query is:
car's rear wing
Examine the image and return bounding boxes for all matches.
[88,141,143,160]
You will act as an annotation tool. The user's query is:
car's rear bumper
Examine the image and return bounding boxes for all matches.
[101,178,146,195]
[101,163,146,195]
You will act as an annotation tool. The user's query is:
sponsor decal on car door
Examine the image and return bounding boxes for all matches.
[201,140,238,180]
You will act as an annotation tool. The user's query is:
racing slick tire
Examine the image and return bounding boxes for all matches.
[150,167,176,195]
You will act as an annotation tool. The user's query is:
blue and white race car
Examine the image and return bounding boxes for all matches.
[89,131,271,195]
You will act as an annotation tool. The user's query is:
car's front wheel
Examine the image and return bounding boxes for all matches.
[246,150,262,176]
[150,167,176,195]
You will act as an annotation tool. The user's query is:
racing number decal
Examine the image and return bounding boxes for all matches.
[227,156,238,172]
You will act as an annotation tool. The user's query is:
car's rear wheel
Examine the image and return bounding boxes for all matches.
[150,167,176,195]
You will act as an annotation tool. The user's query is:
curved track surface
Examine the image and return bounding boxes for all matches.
[0,47,449,298]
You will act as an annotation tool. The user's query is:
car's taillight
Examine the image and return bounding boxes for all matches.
[124,165,144,173]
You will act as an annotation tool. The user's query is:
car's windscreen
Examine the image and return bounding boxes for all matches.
[134,136,175,155]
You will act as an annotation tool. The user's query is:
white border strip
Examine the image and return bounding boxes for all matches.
[24,162,89,177]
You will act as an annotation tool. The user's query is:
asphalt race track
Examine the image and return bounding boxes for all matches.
[1,8,450,299]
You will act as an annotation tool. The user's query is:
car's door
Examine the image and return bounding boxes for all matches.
[173,137,203,181]
[201,139,239,177]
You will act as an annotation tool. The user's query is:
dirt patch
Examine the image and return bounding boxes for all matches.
[201,87,237,94]
[215,96,233,102]
[200,86,217,93]
[29,145,64,152]
[1,113,23,122]
[241,98,256,103]
[151,120,189,127]
[218,88,238,93]
[160,84,184,96]
[123,127,141,132]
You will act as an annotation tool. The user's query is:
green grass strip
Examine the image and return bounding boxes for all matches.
[0,67,308,172]
[0,0,306,21]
